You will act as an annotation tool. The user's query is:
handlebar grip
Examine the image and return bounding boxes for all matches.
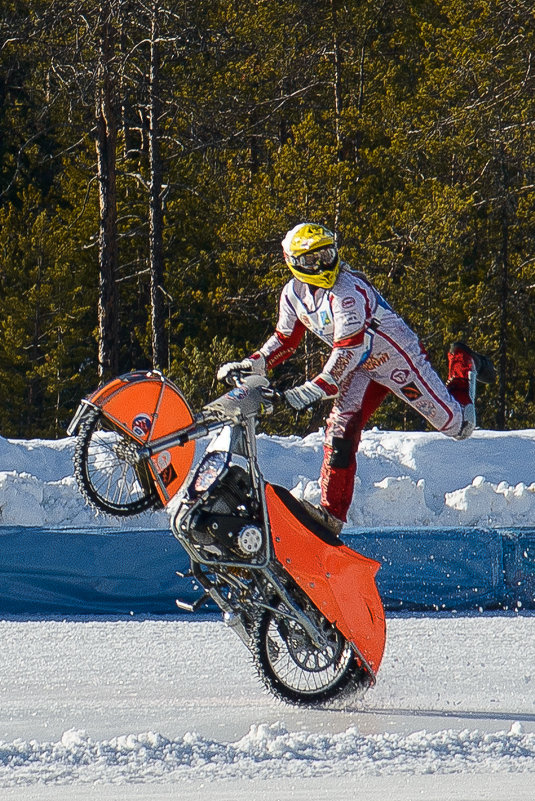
[137,428,197,461]
[224,367,254,386]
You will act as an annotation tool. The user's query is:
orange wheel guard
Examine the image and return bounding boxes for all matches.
[265,484,386,678]
[87,371,196,506]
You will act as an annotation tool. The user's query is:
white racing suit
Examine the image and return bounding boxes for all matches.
[255,265,469,522]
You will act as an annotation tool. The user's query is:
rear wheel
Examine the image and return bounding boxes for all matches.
[73,409,160,516]
[251,602,369,705]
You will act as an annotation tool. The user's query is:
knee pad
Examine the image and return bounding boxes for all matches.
[328,436,354,469]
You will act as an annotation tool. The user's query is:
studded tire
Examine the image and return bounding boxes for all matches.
[250,601,369,705]
[73,409,160,516]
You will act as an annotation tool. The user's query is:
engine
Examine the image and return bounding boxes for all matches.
[185,465,264,561]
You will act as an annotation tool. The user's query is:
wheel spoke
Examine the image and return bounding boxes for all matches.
[73,411,158,516]
[254,602,356,703]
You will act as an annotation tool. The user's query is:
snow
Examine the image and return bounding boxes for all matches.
[0,425,535,797]
[3,427,535,529]
[0,614,534,798]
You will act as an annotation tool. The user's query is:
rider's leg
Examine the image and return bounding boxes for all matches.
[366,323,495,440]
[446,344,477,438]
[320,378,389,523]
[314,335,494,528]
[446,341,496,439]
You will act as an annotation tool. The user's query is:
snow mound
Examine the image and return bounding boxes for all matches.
[0,436,169,528]
[1,428,535,529]
[0,722,533,785]
[263,428,535,530]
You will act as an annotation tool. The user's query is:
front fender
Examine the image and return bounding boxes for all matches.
[68,371,196,507]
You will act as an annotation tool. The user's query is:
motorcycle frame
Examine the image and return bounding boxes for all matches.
[146,405,357,656]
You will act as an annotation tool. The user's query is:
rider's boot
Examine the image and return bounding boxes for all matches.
[301,500,344,536]
[447,342,496,440]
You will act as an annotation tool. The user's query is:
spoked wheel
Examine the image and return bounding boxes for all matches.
[73,409,161,516]
[252,602,368,705]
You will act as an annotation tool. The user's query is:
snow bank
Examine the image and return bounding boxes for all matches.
[0,436,169,529]
[1,428,535,529]
[262,428,535,530]
[0,722,533,786]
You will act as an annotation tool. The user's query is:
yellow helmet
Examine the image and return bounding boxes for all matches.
[281,223,340,289]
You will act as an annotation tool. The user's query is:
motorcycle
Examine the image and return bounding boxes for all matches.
[68,369,386,705]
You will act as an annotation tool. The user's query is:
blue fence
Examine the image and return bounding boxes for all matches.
[0,525,534,615]
[349,527,535,611]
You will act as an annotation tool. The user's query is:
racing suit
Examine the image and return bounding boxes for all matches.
[255,264,470,523]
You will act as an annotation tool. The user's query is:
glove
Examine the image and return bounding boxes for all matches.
[285,380,328,411]
[216,352,266,383]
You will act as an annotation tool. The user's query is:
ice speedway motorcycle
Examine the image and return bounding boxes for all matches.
[68,369,386,705]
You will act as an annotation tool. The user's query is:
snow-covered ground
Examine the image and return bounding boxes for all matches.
[1,426,535,797]
[0,613,534,799]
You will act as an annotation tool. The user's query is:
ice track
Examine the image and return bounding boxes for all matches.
[0,613,534,799]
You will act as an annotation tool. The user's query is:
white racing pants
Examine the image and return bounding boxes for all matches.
[321,315,466,521]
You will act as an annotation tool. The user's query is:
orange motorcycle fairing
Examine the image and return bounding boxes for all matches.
[265,483,386,679]
[87,370,196,506]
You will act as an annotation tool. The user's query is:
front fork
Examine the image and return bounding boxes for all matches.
[171,416,333,651]
[66,400,97,436]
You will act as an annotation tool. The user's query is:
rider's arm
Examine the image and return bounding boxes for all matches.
[218,284,305,382]
[285,281,372,409]
[255,283,306,369]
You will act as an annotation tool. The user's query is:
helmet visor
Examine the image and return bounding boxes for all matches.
[286,246,337,274]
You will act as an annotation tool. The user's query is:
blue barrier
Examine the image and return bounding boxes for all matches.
[347,528,505,611]
[0,527,187,615]
[0,526,533,616]
[500,529,535,609]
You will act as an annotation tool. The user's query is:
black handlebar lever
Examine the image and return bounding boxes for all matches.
[225,367,254,386]
[261,387,285,404]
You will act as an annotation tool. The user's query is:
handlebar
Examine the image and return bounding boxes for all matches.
[222,367,252,386]
[260,386,285,404]
[137,375,286,461]
[224,368,285,404]
[223,369,284,403]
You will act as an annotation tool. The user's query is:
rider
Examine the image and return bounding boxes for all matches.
[217,222,495,536]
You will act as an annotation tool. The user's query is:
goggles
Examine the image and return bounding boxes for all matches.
[285,246,337,274]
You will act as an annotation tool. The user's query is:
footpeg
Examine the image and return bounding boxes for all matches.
[175,569,193,579]
[175,593,209,612]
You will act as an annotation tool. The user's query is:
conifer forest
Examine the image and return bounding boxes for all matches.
[1,1,534,438]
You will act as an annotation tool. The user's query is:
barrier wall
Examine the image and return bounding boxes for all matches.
[349,528,505,611]
[0,528,184,615]
[0,526,533,615]
[500,530,535,609]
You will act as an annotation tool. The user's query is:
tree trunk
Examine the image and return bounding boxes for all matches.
[95,7,119,382]
[496,139,514,430]
[331,0,342,234]
[496,213,509,429]
[149,3,167,371]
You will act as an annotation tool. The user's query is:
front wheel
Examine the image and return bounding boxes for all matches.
[73,409,161,516]
[251,603,369,705]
